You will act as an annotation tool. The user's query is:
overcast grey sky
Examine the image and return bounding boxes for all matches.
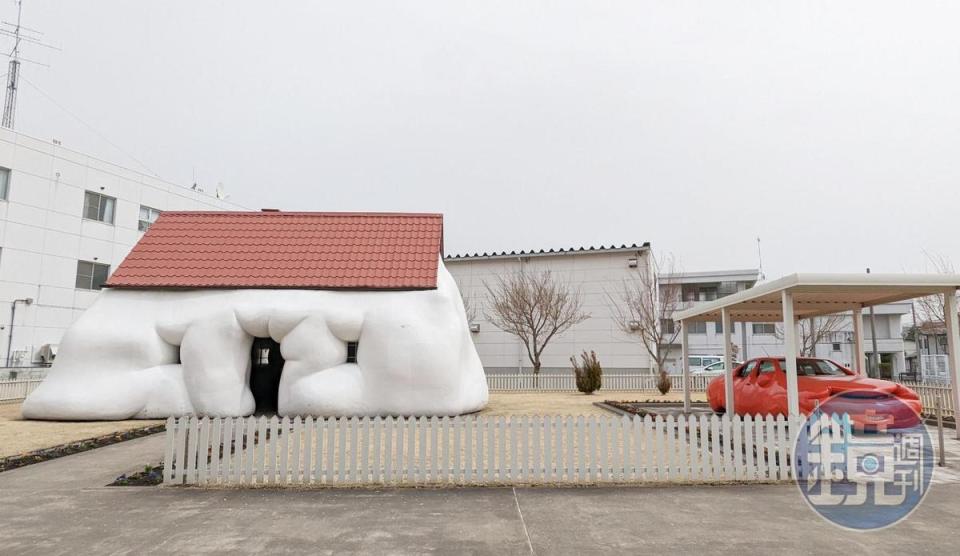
[10,1,960,278]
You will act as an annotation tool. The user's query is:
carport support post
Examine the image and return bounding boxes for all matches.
[781,290,801,419]
[943,289,960,439]
[852,306,865,375]
[681,319,690,412]
[721,308,734,414]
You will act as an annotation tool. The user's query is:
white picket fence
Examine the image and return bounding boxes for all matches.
[486,373,712,392]
[0,378,42,404]
[900,382,955,419]
[164,413,805,486]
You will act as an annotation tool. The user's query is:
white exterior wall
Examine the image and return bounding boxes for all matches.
[445,248,654,374]
[0,128,245,365]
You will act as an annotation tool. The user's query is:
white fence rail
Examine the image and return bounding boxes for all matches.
[900,382,955,419]
[164,413,804,486]
[0,379,42,404]
[486,373,712,392]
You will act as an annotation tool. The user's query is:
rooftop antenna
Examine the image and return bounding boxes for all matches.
[1,0,58,129]
[756,236,766,281]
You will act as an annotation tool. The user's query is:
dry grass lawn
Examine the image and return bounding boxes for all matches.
[0,390,708,459]
[480,390,708,417]
[0,403,163,459]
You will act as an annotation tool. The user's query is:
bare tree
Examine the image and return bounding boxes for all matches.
[775,314,847,357]
[607,253,682,394]
[457,285,479,323]
[916,252,955,327]
[484,270,589,384]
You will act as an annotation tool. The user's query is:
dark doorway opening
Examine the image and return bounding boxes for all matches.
[250,337,284,413]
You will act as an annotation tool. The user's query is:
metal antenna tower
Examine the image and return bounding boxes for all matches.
[1,1,57,129]
[1,0,24,128]
[1,0,23,128]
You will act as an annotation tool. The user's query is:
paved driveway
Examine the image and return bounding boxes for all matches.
[1,432,960,555]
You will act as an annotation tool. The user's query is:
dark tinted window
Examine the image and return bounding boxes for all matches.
[739,361,758,377]
[758,360,777,374]
[779,359,848,376]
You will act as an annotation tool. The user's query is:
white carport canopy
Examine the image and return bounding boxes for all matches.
[673,273,960,435]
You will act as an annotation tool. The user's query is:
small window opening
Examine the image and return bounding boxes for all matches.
[346,341,358,363]
[256,347,270,365]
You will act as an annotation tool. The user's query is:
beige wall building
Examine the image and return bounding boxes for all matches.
[445,243,655,375]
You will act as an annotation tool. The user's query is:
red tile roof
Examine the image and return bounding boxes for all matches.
[105,211,443,290]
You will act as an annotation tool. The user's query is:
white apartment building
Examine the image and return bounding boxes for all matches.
[445,244,655,375]
[661,270,910,378]
[0,128,244,368]
[658,269,758,373]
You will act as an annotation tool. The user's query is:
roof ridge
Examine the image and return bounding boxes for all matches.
[158,211,443,218]
[444,242,650,260]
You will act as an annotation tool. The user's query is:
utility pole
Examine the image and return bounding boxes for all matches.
[2,0,23,128]
[911,301,920,378]
[866,268,880,378]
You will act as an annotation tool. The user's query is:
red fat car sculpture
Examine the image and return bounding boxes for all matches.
[707,357,923,428]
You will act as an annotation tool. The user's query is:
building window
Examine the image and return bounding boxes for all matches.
[752,323,776,335]
[0,166,9,200]
[83,191,116,224]
[688,321,706,334]
[700,288,718,301]
[256,347,270,365]
[660,319,675,335]
[346,341,359,363]
[75,260,110,290]
[832,343,841,352]
[138,205,161,232]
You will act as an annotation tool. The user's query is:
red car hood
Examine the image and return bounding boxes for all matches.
[798,375,900,396]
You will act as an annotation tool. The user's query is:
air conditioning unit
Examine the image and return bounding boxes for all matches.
[469,323,480,333]
[627,258,638,268]
[38,344,58,364]
[10,350,28,366]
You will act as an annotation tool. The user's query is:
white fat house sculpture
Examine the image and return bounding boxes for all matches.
[23,211,488,420]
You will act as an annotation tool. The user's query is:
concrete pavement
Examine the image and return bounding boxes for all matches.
[1,431,960,555]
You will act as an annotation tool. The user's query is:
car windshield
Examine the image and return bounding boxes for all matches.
[778,359,848,376]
